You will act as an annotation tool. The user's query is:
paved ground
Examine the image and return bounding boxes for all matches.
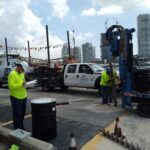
[0,87,150,150]
[81,111,150,150]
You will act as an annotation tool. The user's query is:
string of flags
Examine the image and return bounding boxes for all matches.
[0,43,68,52]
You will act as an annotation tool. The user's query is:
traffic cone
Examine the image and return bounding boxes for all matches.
[110,132,115,140]
[102,128,106,136]
[69,133,77,150]
[106,130,110,138]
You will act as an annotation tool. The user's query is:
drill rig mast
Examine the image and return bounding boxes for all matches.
[106,25,150,117]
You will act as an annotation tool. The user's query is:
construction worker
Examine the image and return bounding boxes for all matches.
[109,65,119,106]
[8,61,28,130]
[100,67,112,104]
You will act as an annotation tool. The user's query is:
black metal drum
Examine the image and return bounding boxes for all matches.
[31,98,57,141]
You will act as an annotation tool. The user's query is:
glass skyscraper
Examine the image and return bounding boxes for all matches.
[100,33,111,61]
[82,42,95,63]
[137,14,150,56]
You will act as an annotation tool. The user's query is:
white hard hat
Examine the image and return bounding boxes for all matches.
[20,61,28,71]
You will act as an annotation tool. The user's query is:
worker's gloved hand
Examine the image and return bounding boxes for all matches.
[110,77,115,80]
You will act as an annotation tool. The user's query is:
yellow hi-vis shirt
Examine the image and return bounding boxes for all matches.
[8,70,27,99]
[100,71,110,86]
[109,70,118,86]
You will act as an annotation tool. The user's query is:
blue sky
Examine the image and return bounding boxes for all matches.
[0,0,150,59]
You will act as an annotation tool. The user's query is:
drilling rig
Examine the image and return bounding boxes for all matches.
[106,25,150,117]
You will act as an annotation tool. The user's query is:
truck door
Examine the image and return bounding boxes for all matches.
[64,64,78,86]
[78,64,95,87]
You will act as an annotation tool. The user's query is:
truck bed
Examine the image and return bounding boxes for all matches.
[37,66,63,89]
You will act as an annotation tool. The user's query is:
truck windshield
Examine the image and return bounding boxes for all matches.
[89,64,105,72]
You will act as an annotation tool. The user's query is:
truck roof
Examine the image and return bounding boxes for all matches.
[66,63,98,65]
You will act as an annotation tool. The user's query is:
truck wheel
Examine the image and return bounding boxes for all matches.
[0,83,2,88]
[42,82,49,92]
[59,78,68,90]
[60,85,68,90]
[137,102,150,118]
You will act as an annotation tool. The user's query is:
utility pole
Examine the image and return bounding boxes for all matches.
[27,40,31,65]
[67,30,71,57]
[46,25,50,68]
[72,28,75,57]
[5,38,9,66]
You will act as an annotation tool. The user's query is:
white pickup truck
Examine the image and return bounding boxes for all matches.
[37,63,105,93]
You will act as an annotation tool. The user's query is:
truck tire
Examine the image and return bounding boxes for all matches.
[59,75,68,90]
[0,82,3,88]
[60,85,68,90]
[41,81,49,92]
[137,102,150,118]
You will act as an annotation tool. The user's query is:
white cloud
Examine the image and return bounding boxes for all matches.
[97,5,123,15]
[66,31,95,47]
[142,0,150,9]
[75,32,95,45]
[81,8,96,16]
[91,0,150,10]
[0,9,5,16]
[81,5,122,16]
[24,0,31,5]
[48,0,69,19]
[91,0,124,5]
[84,32,95,38]
[0,0,64,59]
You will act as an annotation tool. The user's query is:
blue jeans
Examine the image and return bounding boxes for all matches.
[100,86,109,104]
[10,96,27,129]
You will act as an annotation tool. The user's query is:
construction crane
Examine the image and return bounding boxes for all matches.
[106,25,150,117]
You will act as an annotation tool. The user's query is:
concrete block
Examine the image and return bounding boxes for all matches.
[0,127,55,150]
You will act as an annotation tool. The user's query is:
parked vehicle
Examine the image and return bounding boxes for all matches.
[37,63,105,93]
[0,54,20,78]
[0,66,12,87]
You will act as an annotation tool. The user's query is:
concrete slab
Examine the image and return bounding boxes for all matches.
[81,112,149,150]
[2,104,126,150]
[0,127,55,150]
[1,87,150,150]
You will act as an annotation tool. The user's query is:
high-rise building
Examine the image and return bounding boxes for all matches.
[61,45,81,62]
[82,42,95,63]
[62,45,69,58]
[100,33,111,62]
[137,14,150,56]
[73,46,81,62]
